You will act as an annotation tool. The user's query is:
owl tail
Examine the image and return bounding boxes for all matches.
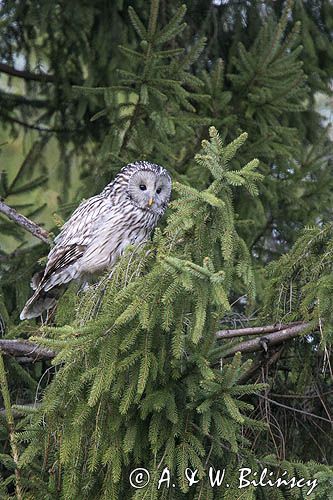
[20,290,58,320]
[20,272,64,320]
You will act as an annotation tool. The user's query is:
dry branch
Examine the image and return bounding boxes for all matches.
[216,321,303,339]
[0,340,55,361]
[0,199,51,244]
[238,347,285,384]
[0,322,313,363]
[222,322,312,358]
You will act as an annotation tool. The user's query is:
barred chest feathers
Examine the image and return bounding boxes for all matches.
[81,204,159,274]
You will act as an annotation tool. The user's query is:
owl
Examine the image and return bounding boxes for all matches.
[20,161,171,320]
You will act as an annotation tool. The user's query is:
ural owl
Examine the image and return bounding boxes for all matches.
[20,161,171,320]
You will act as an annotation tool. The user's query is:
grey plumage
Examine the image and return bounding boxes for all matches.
[20,161,171,320]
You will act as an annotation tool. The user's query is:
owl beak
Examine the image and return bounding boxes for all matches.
[148,197,154,207]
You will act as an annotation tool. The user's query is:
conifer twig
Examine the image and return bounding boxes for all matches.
[0,199,51,244]
[0,62,55,82]
[0,352,23,500]
[257,394,332,424]
[0,402,40,418]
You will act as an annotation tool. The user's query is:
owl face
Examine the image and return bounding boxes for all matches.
[127,164,171,214]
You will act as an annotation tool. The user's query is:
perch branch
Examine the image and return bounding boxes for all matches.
[0,199,51,244]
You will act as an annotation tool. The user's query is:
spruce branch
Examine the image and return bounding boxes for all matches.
[8,136,50,193]
[0,199,51,244]
[128,6,148,40]
[0,62,55,83]
[0,89,48,108]
[0,403,40,419]
[147,0,159,39]
[0,352,23,500]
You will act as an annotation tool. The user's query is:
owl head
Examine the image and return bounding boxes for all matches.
[123,161,172,214]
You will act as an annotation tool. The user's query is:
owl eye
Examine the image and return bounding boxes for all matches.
[156,187,162,194]
[139,184,147,191]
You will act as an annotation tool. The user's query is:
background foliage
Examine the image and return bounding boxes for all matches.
[0,0,332,498]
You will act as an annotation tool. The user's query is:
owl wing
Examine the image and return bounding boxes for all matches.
[41,194,113,290]
[54,194,110,246]
[20,194,114,320]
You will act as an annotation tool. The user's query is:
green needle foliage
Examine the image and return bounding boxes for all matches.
[15,128,267,499]
[264,222,333,340]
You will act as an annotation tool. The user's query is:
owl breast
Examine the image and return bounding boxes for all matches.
[79,205,158,274]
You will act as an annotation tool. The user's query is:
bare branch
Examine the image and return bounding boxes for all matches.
[250,215,273,250]
[258,394,332,424]
[0,340,55,362]
[216,321,303,339]
[269,390,333,399]
[0,199,51,244]
[0,322,313,364]
[221,322,312,357]
[0,62,55,83]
